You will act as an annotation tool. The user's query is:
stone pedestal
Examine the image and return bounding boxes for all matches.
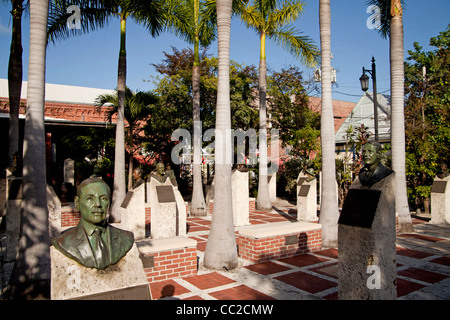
[121,183,146,240]
[296,173,318,222]
[269,174,276,201]
[50,243,151,300]
[232,169,250,227]
[148,178,186,239]
[430,175,450,224]
[338,173,396,300]
[48,184,63,238]
[63,158,75,185]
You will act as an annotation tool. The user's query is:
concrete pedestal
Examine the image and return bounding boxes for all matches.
[338,173,396,300]
[430,175,450,224]
[148,178,186,239]
[50,243,151,300]
[269,174,276,201]
[232,169,250,227]
[296,173,318,222]
[121,183,146,240]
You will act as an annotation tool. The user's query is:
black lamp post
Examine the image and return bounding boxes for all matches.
[359,57,378,141]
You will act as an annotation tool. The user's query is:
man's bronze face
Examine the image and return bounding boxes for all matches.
[156,163,165,175]
[363,144,380,167]
[75,182,110,225]
[133,169,141,181]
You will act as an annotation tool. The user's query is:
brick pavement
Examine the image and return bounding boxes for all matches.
[150,200,450,300]
[1,199,449,300]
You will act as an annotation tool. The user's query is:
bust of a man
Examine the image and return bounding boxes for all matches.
[437,163,449,179]
[51,176,134,270]
[149,162,177,186]
[132,168,145,189]
[358,141,393,186]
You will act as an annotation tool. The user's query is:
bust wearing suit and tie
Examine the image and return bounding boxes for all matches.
[51,176,134,270]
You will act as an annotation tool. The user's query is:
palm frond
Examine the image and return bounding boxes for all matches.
[270,25,319,67]
[47,0,114,44]
[268,0,305,27]
[365,0,406,39]
[239,3,263,32]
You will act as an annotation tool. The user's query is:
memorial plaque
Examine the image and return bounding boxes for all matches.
[298,185,310,197]
[156,185,176,203]
[285,235,298,245]
[121,190,134,208]
[72,284,151,300]
[297,177,307,186]
[139,254,155,268]
[338,189,381,229]
[431,180,447,193]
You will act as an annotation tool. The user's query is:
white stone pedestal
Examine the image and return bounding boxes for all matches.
[269,174,276,201]
[338,173,396,300]
[121,183,146,240]
[296,172,318,222]
[148,178,186,239]
[232,169,250,227]
[430,175,450,224]
[50,243,151,300]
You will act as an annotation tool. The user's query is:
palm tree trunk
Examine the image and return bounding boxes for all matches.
[256,31,272,210]
[389,1,413,233]
[318,0,338,248]
[203,0,238,271]
[8,0,24,167]
[190,6,207,216]
[127,128,134,190]
[6,0,50,299]
[110,13,127,223]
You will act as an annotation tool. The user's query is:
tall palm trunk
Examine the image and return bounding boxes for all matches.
[127,126,134,190]
[8,0,24,166]
[191,0,207,216]
[110,13,127,223]
[7,0,51,299]
[203,0,238,271]
[318,0,338,248]
[389,0,413,233]
[256,31,272,210]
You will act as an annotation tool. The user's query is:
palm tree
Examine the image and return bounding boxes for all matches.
[47,0,182,222]
[203,0,238,271]
[95,88,157,189]
[366,0,413,233]
[4,0,27,167]
[318,0,338,248]
[238,0,318,210]
[6,0,50,299]
[170,0,217,216]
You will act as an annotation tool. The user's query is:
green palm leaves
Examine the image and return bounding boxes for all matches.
[239,0,319,66]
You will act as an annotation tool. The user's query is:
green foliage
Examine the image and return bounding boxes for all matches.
[238,0,319,66]
[268,66,321,159]
[61,126,116,184]
[143,47,259,159]
[404,25,450,209]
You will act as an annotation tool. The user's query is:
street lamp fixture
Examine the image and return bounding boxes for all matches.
[359,56,378,141]
[359,72,370,92]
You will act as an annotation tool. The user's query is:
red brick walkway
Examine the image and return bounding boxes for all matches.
[148,201,450,300]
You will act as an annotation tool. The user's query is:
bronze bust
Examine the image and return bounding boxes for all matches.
[358,141,393,186]
[51,177,134,270]
[149,162,178,186]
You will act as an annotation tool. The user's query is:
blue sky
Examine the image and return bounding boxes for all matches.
[0,0,449,103]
